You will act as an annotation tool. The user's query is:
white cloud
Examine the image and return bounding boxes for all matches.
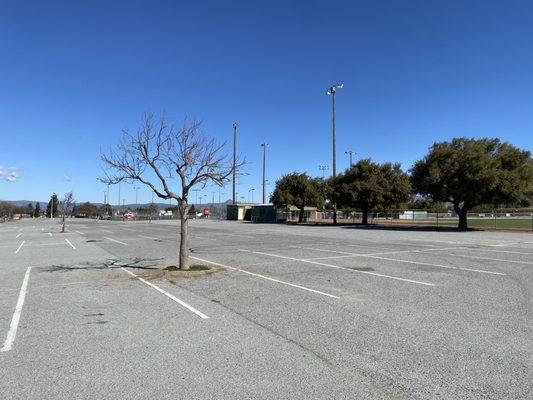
[0,166,20,182]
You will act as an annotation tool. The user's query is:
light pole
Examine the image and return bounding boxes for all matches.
[103,191,107,215]
[261,143,268,204]
[232,122,237,205]
[193,189,200,205]
[50,192,55,219]
[326,83,343,225]
[134,186,140,207]
[345,150,354,167]
[248,188,255,203]
[319,164,329,179]
[118,182,121,214]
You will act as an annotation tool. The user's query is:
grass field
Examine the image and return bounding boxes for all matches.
[357,217,533,231]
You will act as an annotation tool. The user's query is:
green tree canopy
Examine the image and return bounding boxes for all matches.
[411,138,533,229]
[34,202,41,217]
[270,172,324,222]
[329,159,410,225]
[46,194,59,217]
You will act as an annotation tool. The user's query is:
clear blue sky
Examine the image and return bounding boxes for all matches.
[1,0,532,204]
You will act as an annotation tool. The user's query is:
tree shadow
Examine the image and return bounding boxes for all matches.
[295,223,476,232]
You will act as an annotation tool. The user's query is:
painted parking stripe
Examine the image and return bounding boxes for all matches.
[298,246,506,276]
[363,254,506,275]
[15,241,25,254]
[103,236,128,246]
[1,267,32,352]
[120,267,209,319]
[15,233,22,239]
[75,231,84,235]
[442,253,533,266]
[238,250,436,287]
[65,239,76,249]
[190,256,339,298]
[139,235,160,240]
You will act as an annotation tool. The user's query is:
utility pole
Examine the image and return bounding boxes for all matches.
[134,186,140,207]
[319,165,329,179]
[261,143,268,204]
[50,192,55,219]
[118,182,121,214]
[232,122,237,205]
[103,191,107,215]
[345,150,354,167]
[326,83,343,225]
[193,189,200,205]
[211,192,215,204]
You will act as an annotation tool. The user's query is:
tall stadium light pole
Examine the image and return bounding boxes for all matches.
[326,83,343,225]
[50,193,55,219]
[134,186,140,206]
[232,122,238,205]
[319,164,329,179]
[345,150,354,167]
[261,143,268,204]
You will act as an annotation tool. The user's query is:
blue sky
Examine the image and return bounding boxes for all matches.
[1,0,532,204]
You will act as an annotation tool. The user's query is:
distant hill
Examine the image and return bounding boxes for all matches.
[1,200,48,209]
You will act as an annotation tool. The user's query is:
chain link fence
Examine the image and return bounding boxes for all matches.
[303,209,533,231]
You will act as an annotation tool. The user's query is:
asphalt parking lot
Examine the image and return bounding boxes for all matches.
[1,218,532,399]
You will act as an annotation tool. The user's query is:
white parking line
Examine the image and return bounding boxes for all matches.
[443,253,533,266]
[362,254,506,275]
[1,267,32,352]
[15,241,25,254]
[101,229,114,234]
[238,250,435,286]
[139,235,160,240]
[16,233,22,238]
[190,256,339,298]
[103,236,128,246]
[65,239,76,249]
[75,230,84,235]
[48,232,52,237]
[120,267,209,319]
[297,246,505,276]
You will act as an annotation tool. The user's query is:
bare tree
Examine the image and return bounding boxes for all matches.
[100,114,243,270]
[59,192,75,233]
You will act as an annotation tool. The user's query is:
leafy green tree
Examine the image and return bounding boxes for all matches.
[411,138,533,229]
[330,159,410,225]
[270,172,324,223]
[34,202,41,217]
[46,194,59,217]
[0,202,14,218]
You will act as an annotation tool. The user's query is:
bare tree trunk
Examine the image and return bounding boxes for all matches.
[179,201,190,270]
[362,209,369,225]
[62,214,65,233]
[456,209,468,230]
[298,206,305,223]
[454,202,469,230]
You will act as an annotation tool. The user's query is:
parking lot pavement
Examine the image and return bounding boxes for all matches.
[0,218,532,399]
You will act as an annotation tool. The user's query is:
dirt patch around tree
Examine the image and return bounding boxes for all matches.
[135,264,224,283]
